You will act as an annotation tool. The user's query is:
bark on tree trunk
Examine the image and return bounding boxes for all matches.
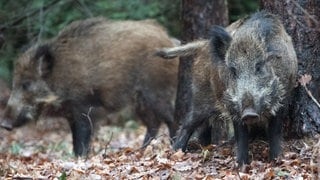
[181,0,228,40]
[176,0,228,143]
[260,0,320,137]
[0,32,4,49]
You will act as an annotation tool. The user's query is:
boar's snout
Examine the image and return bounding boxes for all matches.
[0,104,33,130]
[0,107,14,130]
[0,118,13,130]
[0,110,13,131]
[241,107,259,125]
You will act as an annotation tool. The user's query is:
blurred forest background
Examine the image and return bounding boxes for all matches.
[0,0,258,83]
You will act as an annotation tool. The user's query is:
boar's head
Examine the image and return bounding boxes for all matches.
[0,44,58,130]
[210,26,285,125]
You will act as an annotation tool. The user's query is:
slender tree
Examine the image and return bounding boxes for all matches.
[175,0,228,143]
[260,0,320,137]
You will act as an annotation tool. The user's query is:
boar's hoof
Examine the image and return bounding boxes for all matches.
[0,119,13,130]
[241,108,259,125]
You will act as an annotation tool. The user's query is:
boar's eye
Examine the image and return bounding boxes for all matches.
[255,61,266,75]
[21,81,31,91]
[266,51,282,62]
[229,66,237,78]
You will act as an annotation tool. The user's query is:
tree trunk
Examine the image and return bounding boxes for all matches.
[0,31,4,49]
[181,0,228,40]
[176,0,228,143]
[260,0,320,137]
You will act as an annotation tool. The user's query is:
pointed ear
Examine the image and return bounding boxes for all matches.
[209,25,232,64]
[34,44,54,78]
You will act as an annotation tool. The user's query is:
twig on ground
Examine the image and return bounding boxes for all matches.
[82,107,94,134]
[102,132,113,159]
[81,107,94,161]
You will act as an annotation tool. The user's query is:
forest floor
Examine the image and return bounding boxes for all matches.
[0,115,319,180]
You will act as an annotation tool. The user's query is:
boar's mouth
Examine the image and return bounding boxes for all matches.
[241,108,259,125]
[0,109,33,130]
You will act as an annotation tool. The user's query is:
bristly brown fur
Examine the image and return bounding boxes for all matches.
[156,11,298,165]
[4,17,180,155]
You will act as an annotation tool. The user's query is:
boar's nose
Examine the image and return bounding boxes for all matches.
[0,118,13,131]
[241,108,259,124]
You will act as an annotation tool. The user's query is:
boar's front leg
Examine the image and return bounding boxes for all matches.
[233,120,249,165]
[68,101,93,156]
[268,112,283,161]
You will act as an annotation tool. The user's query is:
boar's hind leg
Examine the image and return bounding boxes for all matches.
[233,121,249,165]
[173,104,215,151]
[173,87,216,151]
[197,122,212,146]
[135,92,161,146]
[136,91,178,146]
[152,98,178,143]
[139,110,161,146]
[68,102,93,156]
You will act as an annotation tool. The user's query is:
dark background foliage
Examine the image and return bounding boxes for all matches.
[0,0,257,83]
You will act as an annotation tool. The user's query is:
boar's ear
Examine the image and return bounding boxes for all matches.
[209,25,232,63]
[34,44,54,78]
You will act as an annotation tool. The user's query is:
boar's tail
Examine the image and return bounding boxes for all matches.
[155,40,207,59]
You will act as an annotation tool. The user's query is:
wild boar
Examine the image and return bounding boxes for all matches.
[0,17,179,156]
[156,11,298,165]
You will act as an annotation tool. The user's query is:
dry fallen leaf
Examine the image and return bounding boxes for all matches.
[171,149,185,161]
[0,115,319,179]
[298,74,312,87]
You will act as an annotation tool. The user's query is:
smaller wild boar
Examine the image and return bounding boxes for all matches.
[156,11,298,165]
[0,17,179,156]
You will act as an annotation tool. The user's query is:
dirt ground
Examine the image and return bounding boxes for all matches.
[0,115,319,179]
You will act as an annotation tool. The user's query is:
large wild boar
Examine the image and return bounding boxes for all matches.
[156,11,298,165]
[0,17,179,156]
